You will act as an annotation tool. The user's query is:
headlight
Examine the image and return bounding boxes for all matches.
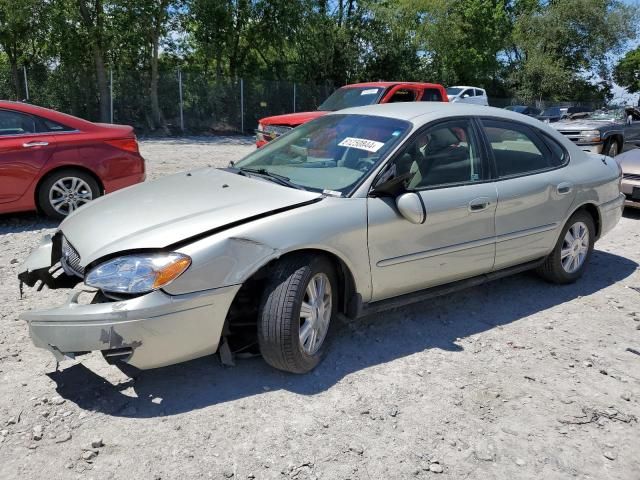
[85,253,191,294]
[579,130,601,142]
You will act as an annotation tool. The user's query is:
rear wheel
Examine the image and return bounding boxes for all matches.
[536,210,595,284]
[38,169,101,220]
[258,254,337,373]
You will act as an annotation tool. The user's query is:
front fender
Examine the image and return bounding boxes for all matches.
[17,234,80,291]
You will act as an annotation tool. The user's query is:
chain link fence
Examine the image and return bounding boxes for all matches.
[0,64,626,135]
[0,65,336,135]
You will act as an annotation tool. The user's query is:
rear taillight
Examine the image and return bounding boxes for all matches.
[104,137,139,154]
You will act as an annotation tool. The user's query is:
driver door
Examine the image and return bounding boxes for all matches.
[366,118,497,301]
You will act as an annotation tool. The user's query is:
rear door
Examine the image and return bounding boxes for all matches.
[479,118,575,270]
[0,109,60,204]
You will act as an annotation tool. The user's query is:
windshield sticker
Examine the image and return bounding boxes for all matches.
[338,137,385,153]
[360,89,379,95]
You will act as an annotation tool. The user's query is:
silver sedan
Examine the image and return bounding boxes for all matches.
[19,103,625,374]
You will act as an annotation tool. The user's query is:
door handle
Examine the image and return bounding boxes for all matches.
[468,197,491,212]
[556,182,573,195]
[23,141,49,148]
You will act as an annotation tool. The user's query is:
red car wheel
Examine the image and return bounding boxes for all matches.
[37,169,101,220]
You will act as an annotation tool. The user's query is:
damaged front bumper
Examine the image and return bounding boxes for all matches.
[19,235,241,370]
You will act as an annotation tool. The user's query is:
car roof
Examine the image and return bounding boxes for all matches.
[332,102,555,130]
[0,100,97,130]
[449,86,485,91]
[343,82,444,89]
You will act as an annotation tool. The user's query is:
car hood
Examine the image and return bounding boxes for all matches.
[551,120,617,131]
[260,110,327,127]
[615,149,640,174]
[59,168,323,267]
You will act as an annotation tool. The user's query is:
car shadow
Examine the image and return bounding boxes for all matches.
[623,207,640,220]
[0,212,58,234]
[47,250,638,418]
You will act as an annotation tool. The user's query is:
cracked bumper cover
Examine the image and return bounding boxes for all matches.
[21,285,241,370]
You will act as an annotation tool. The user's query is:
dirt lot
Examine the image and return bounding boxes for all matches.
[1,137,639,480]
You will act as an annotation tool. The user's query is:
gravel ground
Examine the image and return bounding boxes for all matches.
[1,137,639,480]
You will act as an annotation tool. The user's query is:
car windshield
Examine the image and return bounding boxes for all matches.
[446,87,463,96]
[317,87,385,111]
[584,110,624,121]
[505,105,527,113]
[234,114,409,194]
[542,107,561,116]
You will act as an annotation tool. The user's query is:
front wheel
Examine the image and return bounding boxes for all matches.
[258,254,337,373]
[536,211,595,284]
[603,138,619,157]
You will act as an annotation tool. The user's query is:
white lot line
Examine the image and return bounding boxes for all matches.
[0,137,639,479]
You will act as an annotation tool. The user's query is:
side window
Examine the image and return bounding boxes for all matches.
[475,89,484,97]
[540,133,569,167]
[420,88,443,102]
[388,89,418,103]
[482,120,555,177]
[395,120,484,189]
[462,89,474,98]
[40,118,73,132]
[0,110,37,136]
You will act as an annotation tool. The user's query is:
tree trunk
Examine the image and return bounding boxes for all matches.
[10,59,20,100]
[149,1,169,134]
[93,45,110,122]
[78,0,110,122]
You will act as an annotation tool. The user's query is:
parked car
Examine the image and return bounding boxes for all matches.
[0,101,145,219]
[614,148,640,208]
[549,108,640,157]
[19,103,624,374]
[537,106,594,123]
[537,106,566,123]
[255,82,448,147]
[504,105,542,117]
[446,86,489,105]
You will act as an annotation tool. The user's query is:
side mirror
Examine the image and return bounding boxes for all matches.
[396,192,426,224]
[370,167,414,197]
[462,94,470,99]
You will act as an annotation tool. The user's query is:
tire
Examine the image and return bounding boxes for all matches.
[536,210,595,284]
[38,169,101,220]
[603,138,619,157]
[258,254,337,373]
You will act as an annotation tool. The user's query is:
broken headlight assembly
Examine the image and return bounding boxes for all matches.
[85,253,191,294]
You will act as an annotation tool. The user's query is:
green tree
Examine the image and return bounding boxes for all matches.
[0,0,48,99]
[510,0,638,101]
[614,47,640,94]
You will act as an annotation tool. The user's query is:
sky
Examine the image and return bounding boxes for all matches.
[613,0,640,104]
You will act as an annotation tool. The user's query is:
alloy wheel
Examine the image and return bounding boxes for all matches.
[561,221,589,274]
[299,272,332,355]
[48,177,93,216]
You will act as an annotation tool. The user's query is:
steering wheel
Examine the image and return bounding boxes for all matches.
[354,158,376,172]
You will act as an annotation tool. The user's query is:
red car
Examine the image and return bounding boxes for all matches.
[256,81,448,147]
[0,101,145,219]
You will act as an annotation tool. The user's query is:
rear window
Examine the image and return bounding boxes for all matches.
[420,88,443,102]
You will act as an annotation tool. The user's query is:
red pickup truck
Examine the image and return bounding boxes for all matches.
[256,81,448,147]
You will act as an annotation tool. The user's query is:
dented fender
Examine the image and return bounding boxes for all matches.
[17,234,80,291]
[162,236,281,295]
